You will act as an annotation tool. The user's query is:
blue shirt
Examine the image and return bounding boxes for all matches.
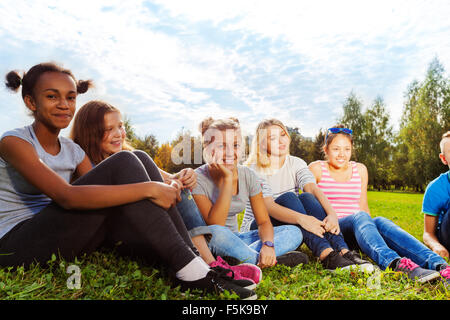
[422,171,450,228]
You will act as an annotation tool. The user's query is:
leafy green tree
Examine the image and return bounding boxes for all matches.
[396,57,450,191]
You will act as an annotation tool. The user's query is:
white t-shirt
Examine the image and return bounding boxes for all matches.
[241,155,316,231]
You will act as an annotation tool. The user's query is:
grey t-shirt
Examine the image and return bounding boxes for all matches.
[192,164,262,233]
[0,125,85,239]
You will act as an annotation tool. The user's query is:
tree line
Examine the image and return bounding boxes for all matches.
[124,57,449,192]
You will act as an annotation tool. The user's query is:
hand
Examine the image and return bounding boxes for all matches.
[174,168,197,190]
[323,214,340,235]
[208,163,233,184]
[148,181,181,209]
[258,245,277,268]
[298,214,326,238]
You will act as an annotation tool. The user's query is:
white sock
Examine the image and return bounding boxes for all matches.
[176,256,211,282]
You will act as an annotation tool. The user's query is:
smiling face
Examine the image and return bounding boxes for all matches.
[324,134,353,169]
[101,111,126,158]
[25,71,77,130]
[205,128,242,170]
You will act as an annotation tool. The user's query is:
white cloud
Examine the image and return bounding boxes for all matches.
[0,0,449,142]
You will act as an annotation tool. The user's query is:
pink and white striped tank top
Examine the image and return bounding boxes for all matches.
[317,161,361,219]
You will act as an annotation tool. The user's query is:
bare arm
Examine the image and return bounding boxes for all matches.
[0,136,179,210]
[192,175,233,226]
[423,214,449,258]
[307,161,340,234]
[250,192,277,268]
[263,197,325,238]
[357,163,370,214]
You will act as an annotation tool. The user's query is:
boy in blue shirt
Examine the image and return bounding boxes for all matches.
[423,131,450,260]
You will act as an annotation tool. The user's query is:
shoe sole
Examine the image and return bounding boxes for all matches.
[242,293,258,300]
[349,263,375,273]
[243,282,257,290]
[416,271,441,283]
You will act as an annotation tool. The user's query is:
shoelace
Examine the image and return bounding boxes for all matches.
[210,265,235,281]
[398,258,419,271]
[215,256,244,279]
[440,266,450,279]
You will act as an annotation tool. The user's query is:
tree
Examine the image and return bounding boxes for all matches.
[361,97,393,190]
[396,57,450,191]
[338,92,366,162]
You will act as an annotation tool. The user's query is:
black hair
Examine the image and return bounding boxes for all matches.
[5,62,93,100]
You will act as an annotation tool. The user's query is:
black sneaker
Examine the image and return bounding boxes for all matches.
[321,250,356,271]
[392,258,440,283]
[276,251,309,267]
[342,250,375,273]
[177,269,257,300]
[210,265,257,290]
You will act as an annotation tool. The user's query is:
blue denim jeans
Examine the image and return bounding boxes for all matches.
[206,224,303,265]
[438,208,450,252]
[251,192,349,257]
[339,211,447,270]
[175,190,212,239]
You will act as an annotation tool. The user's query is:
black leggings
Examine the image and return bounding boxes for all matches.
[0,150,198,273]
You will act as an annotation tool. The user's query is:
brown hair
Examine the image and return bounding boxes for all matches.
[70,100,133,165]
[245,118,291,169]
[198,116,241,146]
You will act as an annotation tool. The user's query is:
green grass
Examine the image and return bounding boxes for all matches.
[1,191,449,300]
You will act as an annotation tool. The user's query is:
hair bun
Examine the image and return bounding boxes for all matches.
[199,117,215,135]
[228,117,239,124]
[5,70,23,92]
[77,79,94,94]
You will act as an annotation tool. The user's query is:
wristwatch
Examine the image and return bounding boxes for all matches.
[262,241,274,248]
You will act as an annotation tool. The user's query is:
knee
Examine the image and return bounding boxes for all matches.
[278,225,303,247]
[109,150,140,165]
[352,211,375,227]
[275,192,300,207]
[299,192,315,203]
[132,150,155,164]
[208,225,233,244]
[372,216,395,229]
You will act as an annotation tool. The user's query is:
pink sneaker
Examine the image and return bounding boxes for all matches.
[209,256,262,284]
[439,265,450,288]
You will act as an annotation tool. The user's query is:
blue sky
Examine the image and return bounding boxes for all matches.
[1,0,449,143]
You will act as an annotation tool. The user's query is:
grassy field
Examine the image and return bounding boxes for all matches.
[0,191,449,300]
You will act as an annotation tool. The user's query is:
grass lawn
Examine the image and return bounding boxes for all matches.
[0,191,449,300]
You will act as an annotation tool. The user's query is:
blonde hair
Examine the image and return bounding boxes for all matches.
[198,117,241,163]
[440,131,450,153]
[245,118,290,172]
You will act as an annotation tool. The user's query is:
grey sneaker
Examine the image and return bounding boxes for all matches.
[342,250,375,273]
[393,258,440,283]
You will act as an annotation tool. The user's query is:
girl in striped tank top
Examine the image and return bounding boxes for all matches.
[309,125,448,283]
[317,160,362,219]
[244,119,374,271]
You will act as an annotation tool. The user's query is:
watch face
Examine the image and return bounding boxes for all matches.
[264,241,274,247]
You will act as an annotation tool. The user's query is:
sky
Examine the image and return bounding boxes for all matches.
[0,0,449,143]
